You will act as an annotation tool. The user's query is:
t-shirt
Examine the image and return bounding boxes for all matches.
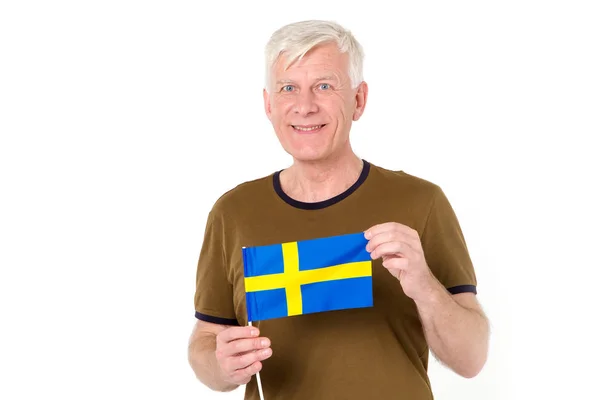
[193,160,477,400]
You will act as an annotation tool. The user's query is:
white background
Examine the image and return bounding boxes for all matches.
[1,1,598,399]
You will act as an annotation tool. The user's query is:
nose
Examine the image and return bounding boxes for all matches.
[293,90,319,117]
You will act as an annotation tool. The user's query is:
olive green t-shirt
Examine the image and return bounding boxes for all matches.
[194,160,477,400]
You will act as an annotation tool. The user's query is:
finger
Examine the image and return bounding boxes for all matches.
[366,230,418,253]
[369,242,415,260]
[229,347,273,371]
[230,361,263,385]
[218,337,271,357]
[217,326,259,344]
[365,222,418,240]
[382,257,409,272]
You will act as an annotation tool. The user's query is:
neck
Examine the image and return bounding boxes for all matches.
[279,151,364,203]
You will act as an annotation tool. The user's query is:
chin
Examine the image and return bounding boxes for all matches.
[275,124,342,162]
[285,147,334,162]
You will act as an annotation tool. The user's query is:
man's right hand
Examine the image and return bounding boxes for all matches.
[214,326,273,386]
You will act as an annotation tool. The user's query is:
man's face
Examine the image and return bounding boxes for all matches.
[263,42,368,162]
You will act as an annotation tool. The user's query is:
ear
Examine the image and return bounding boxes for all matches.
[263,88,272,121]
[352,81,368,121]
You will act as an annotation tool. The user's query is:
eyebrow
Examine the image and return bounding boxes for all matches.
[315,75,336,81]
[275,76,338,85]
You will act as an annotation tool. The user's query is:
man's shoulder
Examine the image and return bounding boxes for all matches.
[370,162,442,197]
[210,172,275,214]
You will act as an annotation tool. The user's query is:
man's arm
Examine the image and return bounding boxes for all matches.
[187,319,272,392]
[415,284,489,378]
[364,222,489,378]
[188,320,236,392]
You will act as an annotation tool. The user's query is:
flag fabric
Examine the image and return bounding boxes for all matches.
[242,231,373,322]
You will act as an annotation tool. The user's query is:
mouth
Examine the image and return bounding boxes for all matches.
[291,124,326,133]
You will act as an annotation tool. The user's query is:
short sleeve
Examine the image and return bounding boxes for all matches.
[193,210,239,325]
[420,186,478,295]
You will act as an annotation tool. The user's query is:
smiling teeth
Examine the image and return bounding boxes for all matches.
[294,125,322,131]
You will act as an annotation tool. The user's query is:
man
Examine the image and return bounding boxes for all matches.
[188,19,489,400]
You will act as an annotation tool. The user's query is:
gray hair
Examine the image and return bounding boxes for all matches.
[264,20,365,92]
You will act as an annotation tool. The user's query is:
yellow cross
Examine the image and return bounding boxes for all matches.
[244,242,372,316]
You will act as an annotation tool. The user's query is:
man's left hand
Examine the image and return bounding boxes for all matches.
[364,222,437,302]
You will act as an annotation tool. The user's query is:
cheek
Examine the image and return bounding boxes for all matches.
[324,94,349,116]
[272,96,294,114]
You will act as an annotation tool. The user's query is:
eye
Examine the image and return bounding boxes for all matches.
[318,83,331,90]
[281,85,294,92]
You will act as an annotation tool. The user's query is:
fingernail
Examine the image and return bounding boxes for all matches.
[251,329,259,336]
[263,348,272,357]
[261,339,269,347]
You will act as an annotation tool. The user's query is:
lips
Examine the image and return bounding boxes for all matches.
[291,124,326,132]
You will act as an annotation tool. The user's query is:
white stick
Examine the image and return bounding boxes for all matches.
[249,321,265,400]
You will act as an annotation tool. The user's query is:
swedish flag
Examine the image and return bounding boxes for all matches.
[242,232,373,322]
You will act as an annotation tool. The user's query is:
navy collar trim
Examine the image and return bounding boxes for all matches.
[273,160,370,210]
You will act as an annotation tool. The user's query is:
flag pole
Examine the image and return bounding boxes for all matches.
[249,320,265,400]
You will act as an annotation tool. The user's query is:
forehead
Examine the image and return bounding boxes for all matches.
[273,43,349,80]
